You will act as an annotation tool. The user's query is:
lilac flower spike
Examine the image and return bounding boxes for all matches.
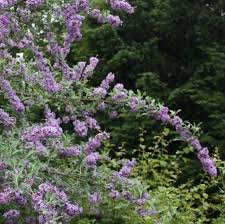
[106,0,135,14]
[26,0,44,8]
[0,108,16,128]
[0,79,25,113]
[3,209,20,220]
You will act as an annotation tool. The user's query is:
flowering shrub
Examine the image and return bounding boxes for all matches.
[0,0,218,223]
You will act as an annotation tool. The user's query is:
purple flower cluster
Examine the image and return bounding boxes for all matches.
[0,79,25,113]
[112,83,128,102]
[59,146,81,158]
[112,159,137,180]
[92,87,107,98]
[106,183,120,199]
[90,9,105,23]
[0,188,14,205]
[60,61,86,81]
[90,9,122,27]
[0,161,7,170]
[63,4,84,48]
[84,131,110,154]
[73,119,88,137]
[84,152,100,168]
[22,109,63,153]
[14,191,27,205]
[83,57,99,78]
[137,209,158,217]
[26,0,44,8]
[100,72,115,90]
[74,0,89,12]
[106,160,137,200]
[65,202,83,216]
[33,182,82,222]
[23,125,62,143]
[92,72,115,98]
[0,188,27,206]
[106,14,122,27]
[3,209,20,220]
[89,192,101,204]
[0,13,11,42]
[85,116,100,130]
[106,0,135,14]
[32,46,61,93]
[0,108,16,128]
[129,96,139,112]
[109,111,118,118]
[134,192,149,206]
[196,144,217,177]
[153,106,217,177]
[46,32,67,59]
[0,0,18,9]
[3,209,20,219]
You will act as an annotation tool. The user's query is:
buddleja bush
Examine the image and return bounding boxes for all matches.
[0,0,218,223]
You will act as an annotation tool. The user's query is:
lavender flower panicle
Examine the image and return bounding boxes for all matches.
[0,79,25,113]
[0,108,16,128]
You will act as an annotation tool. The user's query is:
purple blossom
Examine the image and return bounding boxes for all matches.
[129,96,139,112]
[15,191,27,205]
[98,102,107,111]
[92,87,107,98]
[0,79,25,113]
[122,191,132,201]
[100,72,115,90]
[114,159,136,178]
[32,46,61,93]
[59,146,81,157]
[137,209,158,217]
[0,13,11,42]
[23,125,63,142]
[84,152,100,168]
[73,119,88,137]
[84,132,109,154]
[89,192,101,204]
[65,202,83,216]
[106,0,135,14]
[114,83,124,90]
[135,192,149,206]
[63,4,84,47]
[112,84,128,102]
[0,108,16,128]
[3,209,20,219]
[109,190,120,199]
[61,61,86,81]
[0,161,7,170]
[106,14,122,27]
[85,116,100,129]
[75,0,89,12]
[26,0,44,8]
[38,183,52,193]
[90,9,105,23]
[0,188,14,204]
[32,191,44,212]
[156,106,170,123]
[83,57,99,78]
[190,138,202,152]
